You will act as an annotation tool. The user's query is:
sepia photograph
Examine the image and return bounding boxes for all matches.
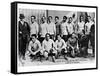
[11,2,97,73]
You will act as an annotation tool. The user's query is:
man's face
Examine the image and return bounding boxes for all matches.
[69,17,72,23]
[42,17,46,23]
[49,17,52,22]
[20,18,24,21]
[57,35,61,41]
[32,36,36,42]
[31,17,35,23]
[72,33,76,38]
[63,17,66,22]
[46,34,50,41]
[80,16,84,22]
[88,16,91,22]
[55,18,59,23]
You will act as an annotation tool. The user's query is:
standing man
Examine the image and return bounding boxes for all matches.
[42,33,57,62]
[55,16,61,37]
[47,16,56,40]
[85,16,94,53]
[39,16,48,43]
[78,15,85,34]
[85,16,94,35]
[90,24,95,57]
[19,14,30,60]
[67,17,74,38]
[61,16,68,42]
[30,15,39,37]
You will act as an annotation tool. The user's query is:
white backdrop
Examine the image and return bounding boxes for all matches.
[0,0,99,76]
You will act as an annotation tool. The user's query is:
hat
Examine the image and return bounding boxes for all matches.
[19,14,25,19]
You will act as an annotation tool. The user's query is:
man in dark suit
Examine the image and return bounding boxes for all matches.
[19,14,30,60]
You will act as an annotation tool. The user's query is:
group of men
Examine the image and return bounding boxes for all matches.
[18,13,95,62]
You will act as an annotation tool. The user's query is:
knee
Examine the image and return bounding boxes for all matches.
[44,51,48,58]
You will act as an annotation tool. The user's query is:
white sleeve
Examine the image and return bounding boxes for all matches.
[62,40,66,48]
[36,23,39,34]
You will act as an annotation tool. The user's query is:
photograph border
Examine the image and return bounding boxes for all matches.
[11,1,98,74]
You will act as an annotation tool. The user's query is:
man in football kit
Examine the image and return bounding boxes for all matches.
[55,16,61,37]
[47,16,56,41]
[67,33,79,58]
[28,34,42,61]
[30,15,39,37]
[61,16,68,42]
[39,16,48,43]
[42,33,57,62]
[55,34,68,60]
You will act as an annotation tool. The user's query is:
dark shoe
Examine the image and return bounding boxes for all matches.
[64,55,68,60]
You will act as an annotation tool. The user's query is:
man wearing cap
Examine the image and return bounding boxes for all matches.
[19,14,30,60]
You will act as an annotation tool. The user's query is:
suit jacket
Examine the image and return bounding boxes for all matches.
[19,21,30,38]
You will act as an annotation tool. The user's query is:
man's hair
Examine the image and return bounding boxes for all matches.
[63,16,67,19]
[80,15,84,22]
[42,16,46,20]
[57,34,61,37]
[31,15,36,19]
[45,33,50,37]
[48,16,53,19]
[31,34,37,38]
[55,16,59,19]
[69,17,72,19]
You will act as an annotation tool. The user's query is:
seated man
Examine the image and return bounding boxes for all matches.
[78,30,89,58]
[42,33,57,62]
[28,34,42,62]
[55,34,68,60]
[67,33,79,58]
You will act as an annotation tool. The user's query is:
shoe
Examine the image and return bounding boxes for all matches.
[64,55,68,60]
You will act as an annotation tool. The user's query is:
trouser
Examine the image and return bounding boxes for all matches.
[68,46,78,57]
[43,49,57,58]
[62,35,68,42]
[19,35,28,58]
[29,51,42,59]
[90,36,95,55]
[57,48,67,55]
[80,47,88,57]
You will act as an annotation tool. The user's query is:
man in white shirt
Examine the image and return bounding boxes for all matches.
[47,16,56,40]
[30,16,39,37]
[67,17,74,37]
[85,16,94,35]
[28,34,42,61]
[61,16,68,42]
[39,16,48,43]
[78,15,85,34]
[55,34,68,60]
[42,33,57,62]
